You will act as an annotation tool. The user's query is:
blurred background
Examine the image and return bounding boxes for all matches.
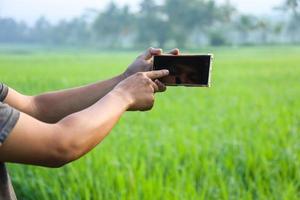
[1,1,300,200]
[0,0,299,49]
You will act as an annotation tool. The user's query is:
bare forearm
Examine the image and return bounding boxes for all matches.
[0,89,131,167]
[1,69,168,168]
[33,74,125,123]
[54,90,130,164]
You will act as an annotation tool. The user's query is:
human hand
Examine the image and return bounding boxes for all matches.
[113,70,169,111]
[123,47,180,78]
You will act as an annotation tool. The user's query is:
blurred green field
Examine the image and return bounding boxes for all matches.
[1,46,300,200]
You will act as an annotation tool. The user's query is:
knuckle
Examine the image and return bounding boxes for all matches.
[150,87,155,93]
[141,79,148,86]
[136,72,144,77]
[148,84,155,92]
[143,78,150,85]
[145,78,152,84]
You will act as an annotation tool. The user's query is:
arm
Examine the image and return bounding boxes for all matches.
[0,90,129,167]
[4,75,125,123]
[0,70,169,168]
[4,48,176,123]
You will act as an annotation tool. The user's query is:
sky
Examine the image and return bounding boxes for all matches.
[0,0,283,25]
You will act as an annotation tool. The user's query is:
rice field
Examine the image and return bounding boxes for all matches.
[1,46,300,199]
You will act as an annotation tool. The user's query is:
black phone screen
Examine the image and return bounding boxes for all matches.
[153,55,212,86]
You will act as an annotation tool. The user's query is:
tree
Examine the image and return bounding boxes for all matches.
[136,0,169,48]
[287,14,300,42]
[235,15,257,44]
[32,17,52,44]
[285,0,300,42]
[164,0,218,48]
[93,2,135,48]
[283,0,300,16]
[50,18,90,45]
[218,0,236,23]
[0,17,29,43]
[277,0,300,42]
[255,19,271,44]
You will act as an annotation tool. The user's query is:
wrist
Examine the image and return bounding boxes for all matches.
[110,88,133,110]
[122,68,135,80]
[118,72,128,81]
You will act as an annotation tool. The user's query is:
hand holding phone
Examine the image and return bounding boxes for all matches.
[153,54,213,87]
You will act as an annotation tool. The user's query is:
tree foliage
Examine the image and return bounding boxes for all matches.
[0,0,299,47]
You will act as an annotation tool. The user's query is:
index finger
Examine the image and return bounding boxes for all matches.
[144,70,169,80]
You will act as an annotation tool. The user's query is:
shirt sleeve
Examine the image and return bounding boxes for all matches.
[0,84,20,146]
[0,83,9,102]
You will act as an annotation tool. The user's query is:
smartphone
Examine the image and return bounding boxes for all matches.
[153,54,213,87]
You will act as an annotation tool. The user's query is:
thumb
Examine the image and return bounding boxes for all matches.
[142,47,163,60]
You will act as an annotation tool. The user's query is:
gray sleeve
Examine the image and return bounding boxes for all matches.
[0,84,20,146]
[0,83,9,102]
[0,104,20,146]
